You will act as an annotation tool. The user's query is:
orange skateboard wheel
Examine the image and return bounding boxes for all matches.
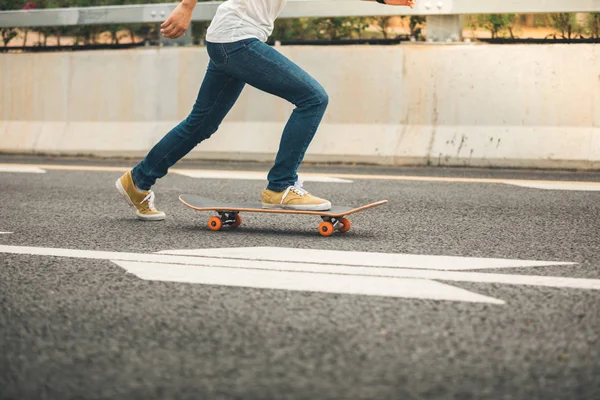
[208,216,222,231]
[319,221,334,237]
[230,214,242,228]
[338,218,351,233]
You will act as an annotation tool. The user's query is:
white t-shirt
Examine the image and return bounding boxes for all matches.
[206,0,288,43]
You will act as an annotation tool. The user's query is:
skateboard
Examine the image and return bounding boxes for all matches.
[179,194,388,237]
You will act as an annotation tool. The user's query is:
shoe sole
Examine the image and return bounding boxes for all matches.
[115,178,165,221]
[261,201,332,211]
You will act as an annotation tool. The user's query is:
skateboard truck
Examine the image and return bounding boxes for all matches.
[208,211,242,231]
[320,216,351,236]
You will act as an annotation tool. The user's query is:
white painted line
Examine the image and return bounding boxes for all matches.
[0,232,13,235]
[0,163,127,173]
[0,245,263,266]
[159,247,575,271]
[207,261,599,291]
[2,245,597,304]
[173,170,352,183]
[409,270,600,290]
[0,245,596,292]
[114,260,504,304]
[0,245,572,272]
[5,163,600,190]
[504,182,600,191]
[0,166,45,174]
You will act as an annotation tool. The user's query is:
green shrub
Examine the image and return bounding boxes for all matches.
[586,13,600,38]
[546,13,585,39]
[474,14,517,39]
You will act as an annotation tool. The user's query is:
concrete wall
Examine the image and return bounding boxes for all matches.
[1,44,599,169]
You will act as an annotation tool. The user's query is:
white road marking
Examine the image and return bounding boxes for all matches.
[503,182,600,191]
[119,257,600,291]
[0,245,262,266]
[3,163,600,191]
[0,232,13,234]
[0,165,45,173]
[173,170,352,183]
[0,245,573,272]
[0,245,597,304]
[159,247,575,271]
[115,260,504,304]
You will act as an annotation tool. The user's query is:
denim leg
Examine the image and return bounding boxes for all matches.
[219,40,329,192]
[131,61,245,190]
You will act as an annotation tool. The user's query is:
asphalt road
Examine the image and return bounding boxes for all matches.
[1,155,599,400]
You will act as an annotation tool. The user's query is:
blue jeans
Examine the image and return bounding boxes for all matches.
[131,38,329,192]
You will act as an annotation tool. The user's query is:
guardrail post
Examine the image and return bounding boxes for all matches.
[426,15,463,43]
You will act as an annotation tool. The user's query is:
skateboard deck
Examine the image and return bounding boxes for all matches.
[179,194,388,237]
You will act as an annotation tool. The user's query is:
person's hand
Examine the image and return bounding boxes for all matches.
[160,2,194,39]
[383,0,416,7]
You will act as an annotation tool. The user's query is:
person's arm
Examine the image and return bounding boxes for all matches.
[161,0,198,39]
[375,0,416,7]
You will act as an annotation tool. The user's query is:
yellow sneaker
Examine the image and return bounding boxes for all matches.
[262,181,331,211]
[115,171,166,221]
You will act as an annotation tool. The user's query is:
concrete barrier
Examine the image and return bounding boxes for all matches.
[1,44,599,169]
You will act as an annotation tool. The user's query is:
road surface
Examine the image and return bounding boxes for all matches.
[1,155,599,400]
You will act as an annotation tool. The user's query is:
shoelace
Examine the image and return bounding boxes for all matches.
[281,179,308,204]
[141,191,157,211]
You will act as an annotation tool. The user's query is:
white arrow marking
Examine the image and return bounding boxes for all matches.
[115,260,504,304]
[0,245,576,274]
[159,247,575,271]
[0,245,597,294]
[0,166,45,173]
[173,170,352,183]
[504,182,600,191]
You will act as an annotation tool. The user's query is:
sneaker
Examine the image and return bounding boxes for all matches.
[115,171,166,221]
[262,180,331,211]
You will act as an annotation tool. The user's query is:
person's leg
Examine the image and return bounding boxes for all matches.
[217,39,329,192]
[116,56,245,220]
[131,60,246,190]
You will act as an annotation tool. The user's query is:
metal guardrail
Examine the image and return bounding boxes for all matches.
[1,0,599,28]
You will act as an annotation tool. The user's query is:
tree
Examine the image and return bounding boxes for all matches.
[548,13,573,39]
[272,18,317,41]
[546,13,587,39]
[370,16,392,39]
[475,14,517,39]
[314,17,369,40]
[0,0,24,47]
[353,17,370,39]
[409,16,425,40]
[272,17,370,42]
[0,27,17,47]
[588,13,600,39]
[0,0,24,10]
